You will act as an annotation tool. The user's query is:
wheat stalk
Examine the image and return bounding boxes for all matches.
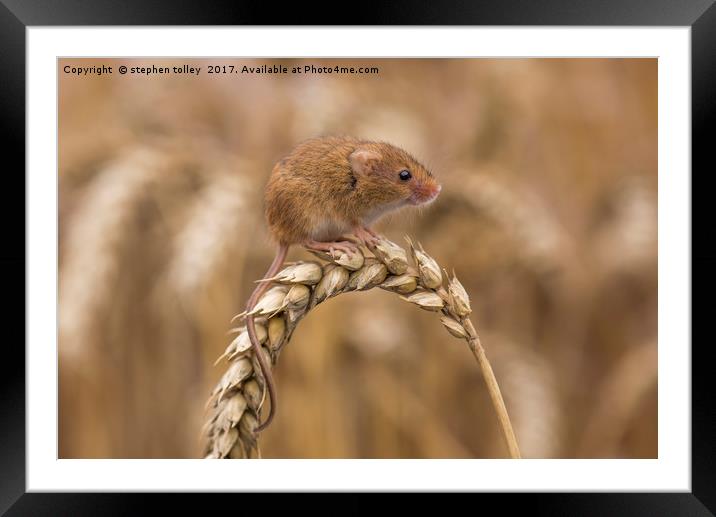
[488,338,563,458]
[203,236,521,459]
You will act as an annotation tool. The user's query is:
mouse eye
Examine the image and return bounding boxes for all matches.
[399,170,412,181]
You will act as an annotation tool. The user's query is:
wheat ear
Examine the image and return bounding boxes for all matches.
[59,148,164,366]
[203,236,521,459]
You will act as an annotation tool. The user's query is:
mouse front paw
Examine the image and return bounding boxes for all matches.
[352,226,381,248]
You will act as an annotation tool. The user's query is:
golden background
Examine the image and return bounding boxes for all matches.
[59,58,657,458]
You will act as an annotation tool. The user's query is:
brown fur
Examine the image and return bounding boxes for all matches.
[265,136,440,244]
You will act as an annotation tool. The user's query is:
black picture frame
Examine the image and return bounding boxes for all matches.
[1,0,713,514]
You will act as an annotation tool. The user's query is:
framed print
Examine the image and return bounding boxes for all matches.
[2,0,714,513]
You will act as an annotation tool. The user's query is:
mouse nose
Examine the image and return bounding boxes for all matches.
[411,181,441,205]
[428,183,442,201]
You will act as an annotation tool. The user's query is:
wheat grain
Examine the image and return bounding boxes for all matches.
[203,236,521,459]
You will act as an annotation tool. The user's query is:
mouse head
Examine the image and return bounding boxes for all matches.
[349,142,441,211]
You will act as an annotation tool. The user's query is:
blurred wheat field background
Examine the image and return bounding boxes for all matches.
[58,58,657,459]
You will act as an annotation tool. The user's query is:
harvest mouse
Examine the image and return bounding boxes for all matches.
[246,135,441,432]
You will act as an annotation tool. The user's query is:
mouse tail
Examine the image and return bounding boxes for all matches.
[246,243,289,433]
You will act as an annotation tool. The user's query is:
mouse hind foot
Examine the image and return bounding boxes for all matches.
[304,239,360,258]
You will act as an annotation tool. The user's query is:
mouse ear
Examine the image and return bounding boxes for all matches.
[349,148,382,176]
